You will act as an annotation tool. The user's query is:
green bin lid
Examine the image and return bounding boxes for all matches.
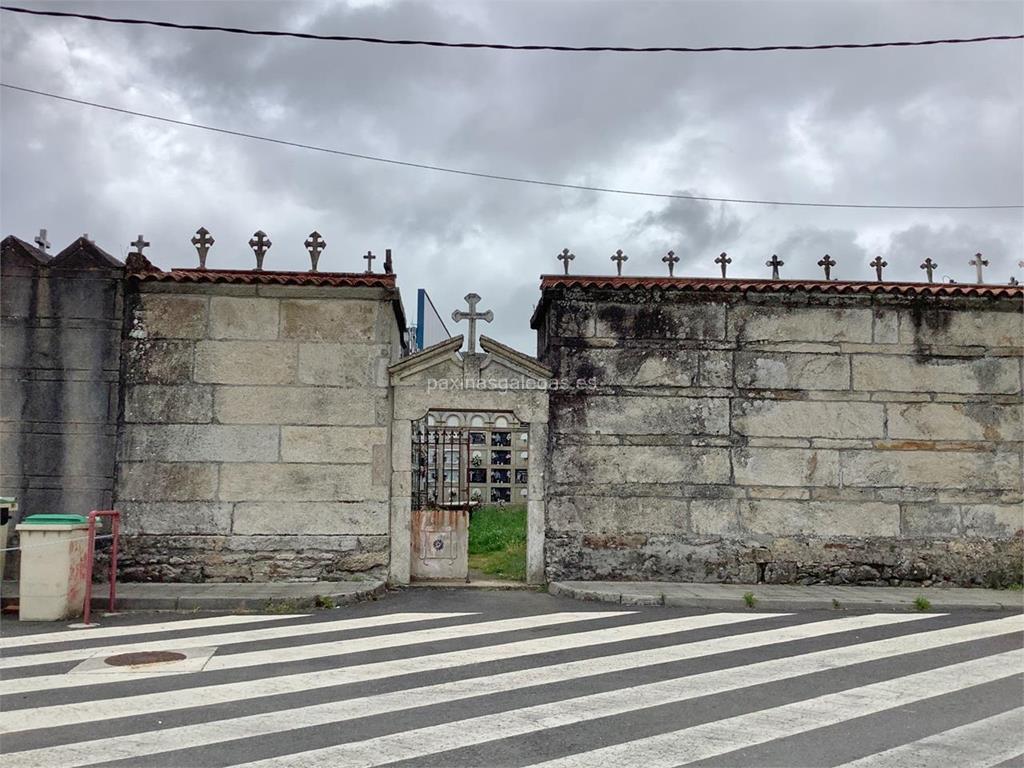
[21,514,88,525]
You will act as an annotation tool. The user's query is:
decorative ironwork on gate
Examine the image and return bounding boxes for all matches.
[411,420,471,510]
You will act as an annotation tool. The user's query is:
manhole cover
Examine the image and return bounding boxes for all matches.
[104,651,187,667]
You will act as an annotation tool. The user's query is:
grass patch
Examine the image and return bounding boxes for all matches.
[743,591,757,609]
[914,595,932,612]
[468,504,527,581]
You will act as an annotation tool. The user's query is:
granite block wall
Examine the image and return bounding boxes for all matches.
[534,282,1024,587]
[115,278,404,582]
[0,237,124,578]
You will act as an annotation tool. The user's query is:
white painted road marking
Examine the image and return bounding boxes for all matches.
[225,620,1023,768]
[0,614,307,650]
[0,611,626,696]
[2,611,752,731]
[835,707,1024,768]
[1,614,943,768]
[0,611,472,672]
[2,608,1020,768]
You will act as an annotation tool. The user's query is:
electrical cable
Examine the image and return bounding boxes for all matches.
[1,5,1021,53]
[3,82,1020,210]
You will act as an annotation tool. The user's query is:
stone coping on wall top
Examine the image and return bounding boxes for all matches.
[537,274,1024,298]
[531,274,1024,328]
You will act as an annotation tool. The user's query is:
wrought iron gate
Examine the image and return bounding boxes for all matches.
[411,420,471,510]
[411,419,471,580]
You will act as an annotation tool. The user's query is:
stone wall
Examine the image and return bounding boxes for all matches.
[115,273,404,582]
[1,237,124,577]
[534,280,1024,587]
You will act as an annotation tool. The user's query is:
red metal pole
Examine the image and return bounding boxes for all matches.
[83,512,97,626]
[82,510,120,624]
[109,511,119,612]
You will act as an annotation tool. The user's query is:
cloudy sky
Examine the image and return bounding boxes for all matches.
[1,0,1021,352]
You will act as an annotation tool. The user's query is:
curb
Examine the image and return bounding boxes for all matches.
[1,580,387,613]
[547,582,1023,613]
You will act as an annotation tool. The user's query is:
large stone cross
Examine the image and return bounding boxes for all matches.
[610,249,628,276]
[817,254,836,280]
[870,255,888,281]
[34,228,50,252]
[305,231,326,272]
[766,254,784,280]
[969,252,989,284]
[131,234,150,256]
[715,252,731,278]
[920,257,937,283]
[663,250,680,276]
[451,292,493,354]
[364,250,376,273]
[191,227,214,269]
[557,248,575,275]
[248,230,271,270]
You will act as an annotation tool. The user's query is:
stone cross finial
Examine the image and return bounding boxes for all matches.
[663,250,680,276]
[920,257,938,283]
[969,252,989,284]
[451,292,493,354]
[715,252,731,278]
[191,227,214,269]
[34,228,50,252]
[766,254,783,280]
[130,234,150,256]
[870,256,888,281]
[304,231,326,272]
[558,248,575,275]
[817,254,836,280]
[248,230,271,270]
[610,249,628,276]
[363,250,376,273]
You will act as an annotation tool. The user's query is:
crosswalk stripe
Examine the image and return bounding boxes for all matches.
[0,614,308,650]
[221,619,1024,768]
[0,611,472,672]
[526,651,1023,768]
[1,612,760,731]
[835,707,1024,768]
[0,610,627,697]
[0,613,939,768]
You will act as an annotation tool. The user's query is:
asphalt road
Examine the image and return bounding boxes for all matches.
[1,588,1022,767]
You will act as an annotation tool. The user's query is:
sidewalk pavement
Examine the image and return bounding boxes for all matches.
[0,580,385,612]
[549,580,1024,612]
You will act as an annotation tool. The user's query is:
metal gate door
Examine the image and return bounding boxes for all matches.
[410,421,470,580]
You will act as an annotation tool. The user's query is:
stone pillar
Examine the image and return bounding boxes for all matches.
[526,420,547,584]
[389,418,412,584]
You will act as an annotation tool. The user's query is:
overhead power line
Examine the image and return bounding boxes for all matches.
[2,5,1021,53]
[3,82,1020,211]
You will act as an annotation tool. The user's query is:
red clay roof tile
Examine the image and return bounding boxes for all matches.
[538,274,1023,299]
[130,267,395,288]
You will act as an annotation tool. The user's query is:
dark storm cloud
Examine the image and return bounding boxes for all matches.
[1,0,1021,352]
[774,228,868,281]
[630,194,744,268]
